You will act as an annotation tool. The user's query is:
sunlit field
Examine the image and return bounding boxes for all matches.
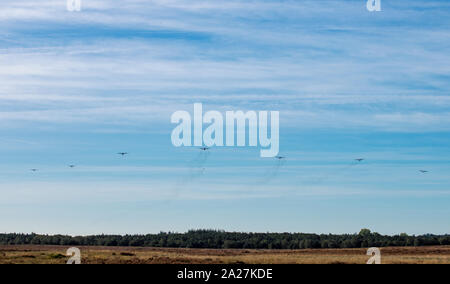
[1,245,449,264]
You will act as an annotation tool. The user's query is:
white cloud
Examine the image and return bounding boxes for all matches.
[0,0,449,132]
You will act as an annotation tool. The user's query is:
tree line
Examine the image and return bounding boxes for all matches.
[0,229,449,249]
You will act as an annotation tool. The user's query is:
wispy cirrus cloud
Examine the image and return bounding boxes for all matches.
[1,0,449,132]
[1,1,450,234]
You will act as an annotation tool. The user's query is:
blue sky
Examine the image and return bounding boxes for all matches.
[0,0,449,235]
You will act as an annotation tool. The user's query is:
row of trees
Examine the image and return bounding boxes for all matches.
[0,229,449,249]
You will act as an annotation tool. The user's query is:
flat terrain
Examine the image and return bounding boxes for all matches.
[0,245,449,264]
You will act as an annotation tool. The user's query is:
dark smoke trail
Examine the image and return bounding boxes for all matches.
[257,158,287,185]
[168,150,211,201]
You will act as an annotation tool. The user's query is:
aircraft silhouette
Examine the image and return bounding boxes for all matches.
[419,170,429,173]
[30,169,38,172]
[275,156,286,160]
[200,147,209,151]
[69,165,76,168]
[117,152,129,156]
[355,158,364,162]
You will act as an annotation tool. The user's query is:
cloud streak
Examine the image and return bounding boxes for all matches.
[0,0,449,132]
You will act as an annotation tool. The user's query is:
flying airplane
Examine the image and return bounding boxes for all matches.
[355,158,364,162]
[30,169,38,172]
[200,147,209,151]
[419,170,429,173]
[117,152,129,156]
[69,165,76,168]
[275,156,286,160]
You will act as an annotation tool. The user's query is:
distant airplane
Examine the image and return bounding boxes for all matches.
[419,170,429,173]
[30,169,38,172]
[355,158,364,162]
[275,156,286,160]
[200,147,209,151]
[69,165,76,168]
[117,152,129,156]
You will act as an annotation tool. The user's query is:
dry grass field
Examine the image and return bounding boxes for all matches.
[1,245,449,264]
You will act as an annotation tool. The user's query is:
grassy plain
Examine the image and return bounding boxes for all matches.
[1,245,449,264]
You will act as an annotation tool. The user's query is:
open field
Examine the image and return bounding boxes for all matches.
[1,245,450,264]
